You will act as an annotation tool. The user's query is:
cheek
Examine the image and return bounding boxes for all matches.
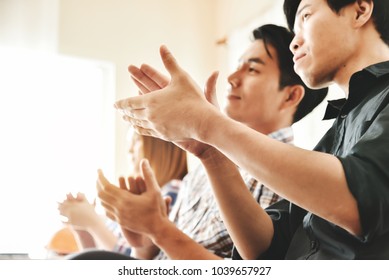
[245,96,270,117]
[308,18,350,59]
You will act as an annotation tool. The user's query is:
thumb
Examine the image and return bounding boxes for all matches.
[140,159,161,193]
[159,45,183,79]
[204,71,220,109]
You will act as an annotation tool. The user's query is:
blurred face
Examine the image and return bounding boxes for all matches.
[127,130,142,175]
[290,0,357,89]
[224,40,288,134]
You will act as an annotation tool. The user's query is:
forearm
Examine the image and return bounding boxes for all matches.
[73,230,96,249]
[131,244,160,260]
[199,148,273,259]
[198,113,361,236]
[87,218,118,251]
[149,220,222,260]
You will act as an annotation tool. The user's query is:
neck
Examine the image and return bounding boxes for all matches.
[335,32,389,97]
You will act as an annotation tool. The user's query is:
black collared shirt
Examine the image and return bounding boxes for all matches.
[233,61,389,259]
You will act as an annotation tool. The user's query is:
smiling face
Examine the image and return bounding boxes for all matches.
[224,40,290,135]
[290,0,358,89]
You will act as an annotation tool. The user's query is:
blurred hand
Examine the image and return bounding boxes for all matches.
[97,159,170,238]
[58,192,98,230]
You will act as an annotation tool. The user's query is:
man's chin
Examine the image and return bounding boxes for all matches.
[297,72,322,90]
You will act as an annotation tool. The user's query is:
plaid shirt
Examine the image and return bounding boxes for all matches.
[155,127,294,259]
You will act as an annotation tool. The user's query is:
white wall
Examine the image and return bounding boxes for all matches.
[0,0,59,51]
[57,0,221,175]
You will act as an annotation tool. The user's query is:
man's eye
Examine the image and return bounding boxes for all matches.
[303,13,310,21]
[249,67,259,73]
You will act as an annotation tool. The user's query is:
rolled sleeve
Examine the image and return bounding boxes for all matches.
[232,200,294,260]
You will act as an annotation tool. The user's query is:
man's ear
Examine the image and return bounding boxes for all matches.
[353,0,374,28]
[281,84,304,110]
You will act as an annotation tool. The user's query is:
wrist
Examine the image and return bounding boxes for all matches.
[148,219,178,250]
[197,146,224,163]
[194,106,225,143]
[199,145,238,171]
[132,245,160,260]
[85,214,106,232]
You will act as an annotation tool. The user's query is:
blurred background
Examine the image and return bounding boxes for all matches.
[0,0,339,258]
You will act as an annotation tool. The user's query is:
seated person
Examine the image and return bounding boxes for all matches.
[58,132,187,255]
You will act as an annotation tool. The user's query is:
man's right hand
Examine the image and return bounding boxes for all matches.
[127,61,220,158]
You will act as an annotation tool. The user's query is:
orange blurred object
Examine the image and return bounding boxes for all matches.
[46,227,79,255]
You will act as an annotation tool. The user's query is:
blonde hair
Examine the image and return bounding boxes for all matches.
[139,135,188,187]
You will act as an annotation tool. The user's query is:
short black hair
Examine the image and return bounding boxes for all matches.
[252,24,328,123]
[283,0,389,46]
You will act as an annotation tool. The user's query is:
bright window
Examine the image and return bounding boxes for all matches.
[0,47,115,257]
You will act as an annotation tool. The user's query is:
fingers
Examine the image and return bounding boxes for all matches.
[97,170,117,192]
[164,196,172,214]
[76,192,87,201]
[122,115,160,138]
[66,192,76,200]
[135,176,146,193]
[128,176,142,195]
[140,159,160,193]
[97,189,120,223]
[159,45,184,79]
[121,113,148,127]
[204,71,220,108]
[129,65,165,93]
[131,76,151,94]
[139,64,170,88]
[114,94,149,111]
[118,177,128,190]
[205,71,219,95]
[57,202,66,216]
[103,210,117,223]
[96,169,124,203]
[99,199,115,214]
[118,59,172,111]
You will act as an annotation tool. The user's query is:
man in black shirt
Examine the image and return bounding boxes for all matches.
[253,0,389,259]
[111,0,389,259]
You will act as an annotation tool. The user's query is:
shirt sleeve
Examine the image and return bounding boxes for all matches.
[337,103,389,241]
[232,200,294,260]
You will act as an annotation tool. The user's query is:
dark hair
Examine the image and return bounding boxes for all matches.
[252,24,328,123]
[283,0,389,46]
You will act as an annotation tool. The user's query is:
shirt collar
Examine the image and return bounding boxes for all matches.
[323,98,347,120]
[267,126,294,144]
[364,60,389,78]
[323,60,389,120]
